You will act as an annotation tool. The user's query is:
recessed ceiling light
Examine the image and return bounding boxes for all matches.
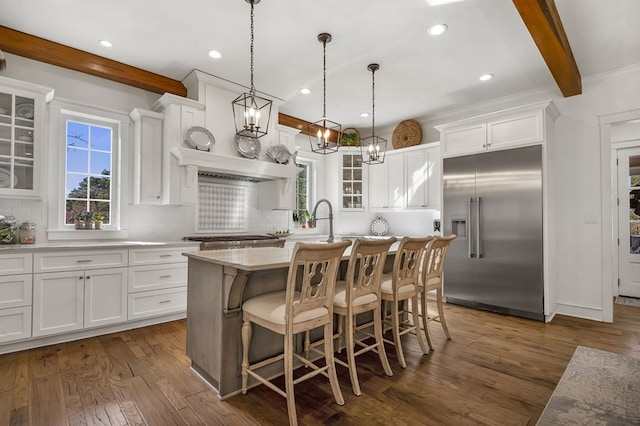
[208,50,222,59]
[299,88,311,95]
[99,40,112,48]
[427,24,448,36]
[360,112,370,118]
[479,73,494,81]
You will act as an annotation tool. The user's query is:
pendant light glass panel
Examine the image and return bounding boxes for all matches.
[308,33,341,154]
[232,0,272,139]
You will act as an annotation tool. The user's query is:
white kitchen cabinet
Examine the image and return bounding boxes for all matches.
[32,249,129,337]
[130,108,164,204]
[340,150,366,210]
[128,247,194,266]
[437,101,555,158]
[151,93,205,205]
[34,249,127,273]
[368,152,404,210]
[0,274,32,310]
[0,76,54,199]
[127,245,195,320]
[33,268,127,336]
[0,307,31,344]
[0,252,33,343]
[405,145,441,210]
[127,287,187,320]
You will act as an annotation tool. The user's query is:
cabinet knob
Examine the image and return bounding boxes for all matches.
[78,276,84,279]
[86,276,91,279]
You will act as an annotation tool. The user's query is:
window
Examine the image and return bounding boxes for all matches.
[65,119,113,225]
[296,161,309,213]
[47,99,129,240]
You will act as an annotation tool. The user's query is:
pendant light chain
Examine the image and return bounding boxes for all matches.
[322,37,327,122]
[249,1,255,95]
[371,66,376,137]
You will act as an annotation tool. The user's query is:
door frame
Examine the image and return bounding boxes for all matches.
[600,108,640,322]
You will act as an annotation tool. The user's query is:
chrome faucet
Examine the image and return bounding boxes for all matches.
[311,199,334,243]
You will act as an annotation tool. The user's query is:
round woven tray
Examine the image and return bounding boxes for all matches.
[392,120,422,149]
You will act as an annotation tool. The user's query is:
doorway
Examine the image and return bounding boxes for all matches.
[617,147,640,297]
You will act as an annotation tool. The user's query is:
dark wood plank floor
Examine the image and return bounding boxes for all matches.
[1,302,639,425]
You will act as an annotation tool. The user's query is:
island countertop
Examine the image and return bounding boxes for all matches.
[182,241,401,272]
[183,247,297,271]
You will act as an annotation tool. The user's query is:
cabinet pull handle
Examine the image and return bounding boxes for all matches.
[77,259,93,263]
[160,254,172,258]
[160,275,172,279]
[159,300,171,304]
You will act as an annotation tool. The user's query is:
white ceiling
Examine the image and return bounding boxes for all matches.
[1,0,640,130]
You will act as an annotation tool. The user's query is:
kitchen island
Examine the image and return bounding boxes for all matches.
[183,244,397,399]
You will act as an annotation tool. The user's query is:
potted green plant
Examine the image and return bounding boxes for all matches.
[93,213,105,230]
[340,128,361,147]
[74,211,88,229]
[304,210,313,228]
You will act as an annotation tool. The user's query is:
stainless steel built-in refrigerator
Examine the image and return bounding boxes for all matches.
[442,145,544,321]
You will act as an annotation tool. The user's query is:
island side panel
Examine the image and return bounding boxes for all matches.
[186,258,225,389]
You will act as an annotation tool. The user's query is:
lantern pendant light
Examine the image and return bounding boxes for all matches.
[308,33,341,155]
[232,0,272,139]
[361,63,387,165]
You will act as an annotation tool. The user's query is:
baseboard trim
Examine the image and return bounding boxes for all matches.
[554,302,606,322]
[0,312,186,355]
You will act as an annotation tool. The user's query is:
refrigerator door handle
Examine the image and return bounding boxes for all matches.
[467,197,475,258]
[476,196,483,258]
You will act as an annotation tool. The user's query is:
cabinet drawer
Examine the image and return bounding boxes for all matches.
[128,247,194,266]
[0,253,33,275]
[128,287,187,320]
[0,306,32,344]
[34,250,128,273]
[0,274,32,309]
[128,264,187,293]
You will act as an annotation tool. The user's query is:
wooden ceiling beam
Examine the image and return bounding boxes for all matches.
[513,0,582,97]
[0,26,187,97]
[278,113,313,137]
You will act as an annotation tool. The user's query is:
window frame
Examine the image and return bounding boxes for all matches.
[294,155,315,216]
[47,99,129,240]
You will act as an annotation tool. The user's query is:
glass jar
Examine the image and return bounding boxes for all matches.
[19,222,36,244]
[0,215,18,244]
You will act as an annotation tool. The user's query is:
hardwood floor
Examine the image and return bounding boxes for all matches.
[1,303,639,426]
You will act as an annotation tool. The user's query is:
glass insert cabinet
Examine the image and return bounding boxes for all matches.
[341,151,364,209]
[0,77,53,198]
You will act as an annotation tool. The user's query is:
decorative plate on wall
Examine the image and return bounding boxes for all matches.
[185,126,215,151]
[235,135,261,159]
[392,119,422,149]
[371,217,389,236]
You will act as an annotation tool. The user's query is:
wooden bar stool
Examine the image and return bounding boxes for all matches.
[241,240,351,426]
[331,237,396,396]
[380,236,432,368]
[420,234,457,351]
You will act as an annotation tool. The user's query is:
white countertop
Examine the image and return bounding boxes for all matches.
[0,240,200,252]
[184,240,401,272]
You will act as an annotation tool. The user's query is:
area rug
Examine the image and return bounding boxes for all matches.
[615,296,640,307]
[536,346,640,425]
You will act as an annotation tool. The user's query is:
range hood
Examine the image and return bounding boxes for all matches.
[171,147,301,181]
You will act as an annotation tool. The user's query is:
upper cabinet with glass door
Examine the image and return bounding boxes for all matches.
[340,150,365,210]
[0,77,54,198]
